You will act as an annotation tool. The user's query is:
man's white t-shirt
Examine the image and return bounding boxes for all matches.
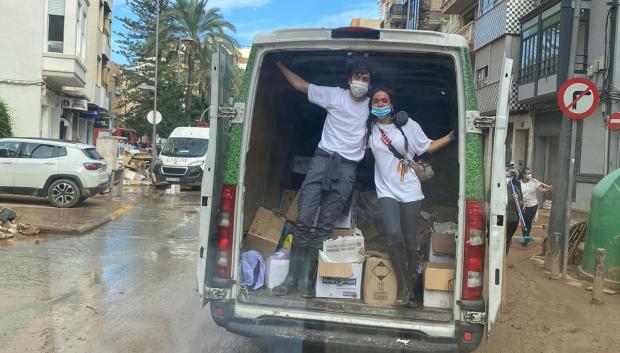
[520,179,542,208]
[308,84,369,162]
[369,120,432,203]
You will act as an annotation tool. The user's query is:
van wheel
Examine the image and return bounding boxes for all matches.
[48,179,81,208]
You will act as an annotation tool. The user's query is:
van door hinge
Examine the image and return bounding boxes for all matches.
[465,111,483,134]
[205,287,226,300]
[474,116,496,129]
[217,103,245,123]
[464,311,487,325]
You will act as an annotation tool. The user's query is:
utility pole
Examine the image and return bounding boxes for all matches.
[151,0,160,174]
[546,0,575,272]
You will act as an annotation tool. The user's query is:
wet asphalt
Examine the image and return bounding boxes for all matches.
[0,188,263,353]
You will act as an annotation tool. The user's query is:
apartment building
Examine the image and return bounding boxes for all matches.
[380,0,442,30]
[516,0,620,212]
[0,0,112,144]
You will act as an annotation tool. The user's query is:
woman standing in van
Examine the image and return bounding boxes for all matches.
[366,88,455,305]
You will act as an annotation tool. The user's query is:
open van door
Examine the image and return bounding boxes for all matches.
[486,58,513,334]
[196,45,236,305]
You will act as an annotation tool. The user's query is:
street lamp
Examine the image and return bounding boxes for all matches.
[150,0,160,175]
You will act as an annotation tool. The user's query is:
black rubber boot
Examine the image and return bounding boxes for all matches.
[272,244,305,296]
[298,247,319,299]
[406,247,420,305]
[387,245,413,306]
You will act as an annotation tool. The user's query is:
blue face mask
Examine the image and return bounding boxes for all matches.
[371,106,392,118]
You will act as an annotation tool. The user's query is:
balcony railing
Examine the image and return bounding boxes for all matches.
[441,0,476,15]
[387,3,407,23]
[457,21,474,48]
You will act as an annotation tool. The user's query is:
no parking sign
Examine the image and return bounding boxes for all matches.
[557,77,599,120]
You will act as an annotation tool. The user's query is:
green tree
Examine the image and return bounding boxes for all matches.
[0,97,13,138]
[168,0,238,125]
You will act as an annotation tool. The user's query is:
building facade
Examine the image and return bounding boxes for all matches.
[516,0,620,212]
[0,0,112,144]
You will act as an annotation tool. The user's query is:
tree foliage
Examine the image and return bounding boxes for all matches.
[0,97,13,138]
[115,0,240,138]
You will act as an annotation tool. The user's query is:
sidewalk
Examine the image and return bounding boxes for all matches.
[0,194,135,235]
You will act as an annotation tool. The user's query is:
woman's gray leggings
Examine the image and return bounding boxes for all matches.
[378,197,423,250]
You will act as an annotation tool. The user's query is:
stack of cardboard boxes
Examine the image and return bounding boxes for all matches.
[423,220,457,308]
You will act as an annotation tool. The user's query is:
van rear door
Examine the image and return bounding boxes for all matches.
[487,58,513,333]
[196,45,236,305]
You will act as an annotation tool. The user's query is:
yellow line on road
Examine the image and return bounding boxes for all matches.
[109,203,136,221]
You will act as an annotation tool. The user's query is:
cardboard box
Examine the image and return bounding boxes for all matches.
[322,235,365,263]
[424,262,455,291]
[423,288,453,308]
[285,193,299,221]
[315,260,364,299]
[431,232,456,256]
[243,207,287,258]
[280,190,297,214]
[265,258,289,289]
[363,257,397,305]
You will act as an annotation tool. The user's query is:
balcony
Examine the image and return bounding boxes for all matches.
[457,21,474,48]
[96,85,110,112]
[42,53,87,88]
[441,0,476,15]
[387,3,407,24]
[98,30,111,57]
[418,0,443,31]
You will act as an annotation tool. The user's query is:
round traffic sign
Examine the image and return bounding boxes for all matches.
[609,112,620,131]
[557,77,599,120]
[146,110,162,125]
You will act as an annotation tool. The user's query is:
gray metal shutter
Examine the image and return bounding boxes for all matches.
[48,0,65,16]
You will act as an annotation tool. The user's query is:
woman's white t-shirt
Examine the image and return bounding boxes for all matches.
[520,179,542,208]
[369,120,432,203]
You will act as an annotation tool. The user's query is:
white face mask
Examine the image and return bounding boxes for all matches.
[349,81,369,98]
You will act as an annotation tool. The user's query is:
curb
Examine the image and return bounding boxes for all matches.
[39,203,136,235]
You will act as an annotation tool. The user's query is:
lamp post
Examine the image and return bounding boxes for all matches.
[151,0,160,174]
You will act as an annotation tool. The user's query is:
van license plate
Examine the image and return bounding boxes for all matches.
[166,177,180,182]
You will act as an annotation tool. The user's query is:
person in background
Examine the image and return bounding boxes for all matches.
[365,87,455,305]
[519,167,552,243]
[506,166,524,261]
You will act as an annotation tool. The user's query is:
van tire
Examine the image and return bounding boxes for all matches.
[48,179,81,208]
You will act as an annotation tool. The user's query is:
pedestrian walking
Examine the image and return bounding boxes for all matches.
[506,166,524,259]
[519,167,552,244]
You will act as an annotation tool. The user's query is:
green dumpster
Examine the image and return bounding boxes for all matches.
[579,168,620,288]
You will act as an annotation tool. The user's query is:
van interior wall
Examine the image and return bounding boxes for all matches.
[243,51,460,231]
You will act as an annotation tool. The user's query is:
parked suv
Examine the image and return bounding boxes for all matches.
[0,138,109,208]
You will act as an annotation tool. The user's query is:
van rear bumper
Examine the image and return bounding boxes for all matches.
[210,301,483,353]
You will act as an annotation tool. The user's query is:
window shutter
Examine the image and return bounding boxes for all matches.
[48,0,65,16]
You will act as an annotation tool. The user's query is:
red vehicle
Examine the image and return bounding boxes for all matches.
[112,128,137,145]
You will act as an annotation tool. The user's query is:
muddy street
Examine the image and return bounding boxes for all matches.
[0,189,262,353]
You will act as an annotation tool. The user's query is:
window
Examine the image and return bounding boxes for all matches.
[0,141,19,158]
[56,146,67,157]
[519,24,538,82]
[575,9,590,74]
[476,66,488,88]
[540,12,561,77]
[19,143,57,159]
[76,4,87,61]
[48,0,65,53]
[82,148,104,160]
[481,0,494,15]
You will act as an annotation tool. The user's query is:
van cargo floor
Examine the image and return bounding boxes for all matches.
[238,290,453,322]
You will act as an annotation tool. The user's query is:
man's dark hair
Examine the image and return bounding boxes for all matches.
[350,64,372,79]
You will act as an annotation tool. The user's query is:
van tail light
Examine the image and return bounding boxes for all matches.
[331,27,380,39]
[462,199,485,301]
[83,163,102,170]
[216,185,236,278]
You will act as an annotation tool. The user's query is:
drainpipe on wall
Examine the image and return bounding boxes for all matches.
[609,0,620,172]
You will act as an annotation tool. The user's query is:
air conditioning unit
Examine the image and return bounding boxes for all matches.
[47,41,63,53]
[115,87,122,96]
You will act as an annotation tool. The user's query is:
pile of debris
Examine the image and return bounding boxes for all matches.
[0,207,40,240]
[122,152,153,186]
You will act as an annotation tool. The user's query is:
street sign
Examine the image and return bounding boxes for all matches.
[557,77,599,119]
[609,112,620,131]
[146,110,162,125]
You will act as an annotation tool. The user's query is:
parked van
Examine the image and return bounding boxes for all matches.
[197,27,511,353]
[155,126,209,187]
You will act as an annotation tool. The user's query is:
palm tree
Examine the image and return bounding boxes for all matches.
[168,0,238,125]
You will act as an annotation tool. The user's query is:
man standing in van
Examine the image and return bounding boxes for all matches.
[272,62,372,297]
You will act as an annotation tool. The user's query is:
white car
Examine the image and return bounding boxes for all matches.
[0,138,109,208]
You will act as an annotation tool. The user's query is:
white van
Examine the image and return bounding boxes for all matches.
[155,126,209,187]
[197,27,512,353]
